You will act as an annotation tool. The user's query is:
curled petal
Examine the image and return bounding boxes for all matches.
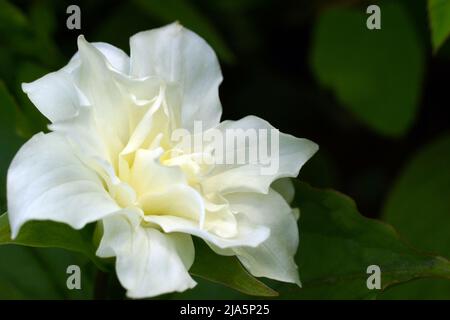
[97,210,196,298]
[131,148,187,194]
[143,213,269,249]
[226,189,301,285]
[140,184,205,225]
[22,42,130,124]
[7,132,120,238]
[22,71,80,123]
[77,36,131,147]
[201,115,318,195]
[130,22,223,131]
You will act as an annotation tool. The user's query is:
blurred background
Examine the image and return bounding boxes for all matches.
[0,0,449,299]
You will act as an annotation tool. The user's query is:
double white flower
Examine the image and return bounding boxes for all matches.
[7,23,317,298]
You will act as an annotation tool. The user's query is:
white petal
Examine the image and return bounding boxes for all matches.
[22,42,130,124]
[130,22,223,131]
[96,209,142,258]
[140,184,205,224]
[131,148,186,195]
[120,88,175,158]
[201,115,318,195]
[143,213,269,249]
[7,132,119,238]
[225,189,301,285]
[49,105,111,163]
[97,210,196,298]
[89,42,130,74]
[48,104,133,205]
[76,35,130,147]
[49,102,125,175]
[66,41,130,74]
[21,71,80,123]
[49,106,138,209]
[203,199,238,238]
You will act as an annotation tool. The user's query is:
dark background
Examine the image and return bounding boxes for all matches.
[0,0,449,299]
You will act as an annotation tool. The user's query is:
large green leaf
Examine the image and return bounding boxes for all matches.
[310,2,424,137]
[275,181,450,299]
[0,245,94,299]
[380,134,450,299]
[190,240,278,297]
[0,213,107,271]
[428,0,450,52]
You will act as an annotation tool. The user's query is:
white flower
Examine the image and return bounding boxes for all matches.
[7,23,318,298]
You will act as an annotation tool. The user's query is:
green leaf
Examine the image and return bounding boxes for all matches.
[168,277,248,300]
[428,0,450,52]
[133,0,234,63]
[0,245,94,299]
[380,134,450,299]
[189,239,278,297]
[310,2,424,137]
[0,213,107,271]
[278,181,450,299]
